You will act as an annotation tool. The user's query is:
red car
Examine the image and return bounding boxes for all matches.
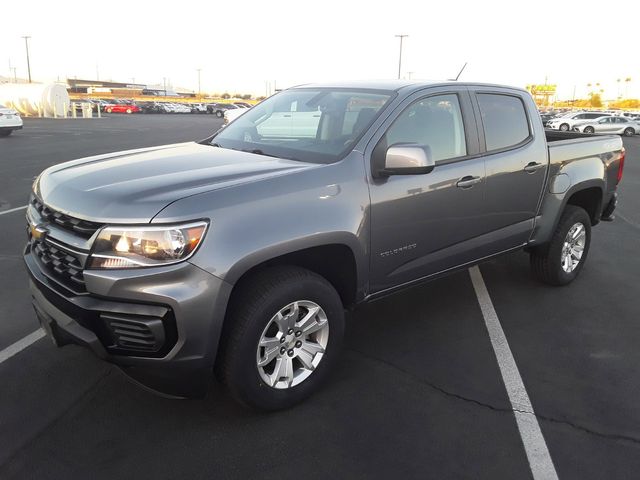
[104,102,141,114]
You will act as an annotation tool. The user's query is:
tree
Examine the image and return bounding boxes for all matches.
[242,93,252,100]
[588,92,602,107]
[221,92,230,99]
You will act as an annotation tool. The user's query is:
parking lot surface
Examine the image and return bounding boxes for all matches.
[1,116,638,479]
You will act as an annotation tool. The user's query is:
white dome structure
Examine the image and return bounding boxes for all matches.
[0,83,70,117]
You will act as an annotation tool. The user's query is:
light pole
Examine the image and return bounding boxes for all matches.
[196,68,202,97]
[395,34,408,80]
[163,77,167,97]
[21,35,32,83]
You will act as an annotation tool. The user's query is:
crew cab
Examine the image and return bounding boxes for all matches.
[24,81,624,410]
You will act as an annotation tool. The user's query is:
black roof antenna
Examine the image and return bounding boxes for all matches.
[452,62,468,81]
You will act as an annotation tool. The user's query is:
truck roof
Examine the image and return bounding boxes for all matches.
[292,80,528,94]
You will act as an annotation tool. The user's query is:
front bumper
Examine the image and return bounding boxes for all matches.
[24,245,232,397]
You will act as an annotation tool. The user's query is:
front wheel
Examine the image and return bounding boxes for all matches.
[216,111,223,118]
[530,205,591,286]
[216,266,344,410]
[584,126,595,134]
[623,127,635,137]
[559,123,570,131]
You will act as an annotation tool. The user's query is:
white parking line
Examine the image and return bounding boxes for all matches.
[0,329,45,365]
[469,266,559,480]
[0,205,27,216]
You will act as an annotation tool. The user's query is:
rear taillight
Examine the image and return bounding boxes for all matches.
[617,148,625,184]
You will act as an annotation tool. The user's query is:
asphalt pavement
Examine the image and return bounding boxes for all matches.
[0,115,638,479]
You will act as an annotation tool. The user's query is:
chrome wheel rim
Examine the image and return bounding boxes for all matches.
[256,300,329,389]
[561,222,586,273]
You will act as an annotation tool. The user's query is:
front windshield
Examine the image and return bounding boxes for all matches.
[211,88,393,164]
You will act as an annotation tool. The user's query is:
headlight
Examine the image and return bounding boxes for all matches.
[88,221,208,269]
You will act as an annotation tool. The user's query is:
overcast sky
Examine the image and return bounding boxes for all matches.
[2,0,638,99]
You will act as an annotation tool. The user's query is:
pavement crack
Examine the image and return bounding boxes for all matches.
[348,347,640,447]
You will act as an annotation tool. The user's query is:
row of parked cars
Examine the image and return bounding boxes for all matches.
[71,99,254,116]
[541,109,640,136]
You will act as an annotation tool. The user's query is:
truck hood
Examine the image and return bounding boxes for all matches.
[36,142,318,223]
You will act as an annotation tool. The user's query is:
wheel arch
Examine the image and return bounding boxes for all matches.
[226,241,362,310]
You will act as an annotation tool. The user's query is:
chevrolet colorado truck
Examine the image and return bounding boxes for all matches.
[24,81,624,410]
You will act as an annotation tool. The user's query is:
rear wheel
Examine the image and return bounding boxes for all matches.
[584,126,595,134]
[126,108,132,114]
[623,127,635,137]
[106,108,113,113]
[559,123,570,131]
[530,205,591,286]
[216,266,345,410]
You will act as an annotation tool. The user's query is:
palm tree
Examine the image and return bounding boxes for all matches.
[624,77,632,98]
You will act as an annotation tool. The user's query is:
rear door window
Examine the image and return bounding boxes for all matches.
[477,93,531,152]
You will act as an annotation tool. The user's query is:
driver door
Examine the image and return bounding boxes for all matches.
[367,88,487,293]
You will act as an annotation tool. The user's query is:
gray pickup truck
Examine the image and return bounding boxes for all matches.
[24,81,625,409]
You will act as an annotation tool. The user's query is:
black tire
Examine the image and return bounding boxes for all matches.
[559,123,570,131]
[216,110,223,118]
[584,126,595,134]
[0,130,12,137]
[530,205,591,286]
[623,127,635,137]
[216,266,345,410]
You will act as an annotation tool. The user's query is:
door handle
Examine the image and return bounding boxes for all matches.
[524,162,546,173]
[456,176,482,189]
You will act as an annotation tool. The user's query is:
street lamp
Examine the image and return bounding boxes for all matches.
[196,68,202,97]
[395,34,408,80]
[21,35,32,83]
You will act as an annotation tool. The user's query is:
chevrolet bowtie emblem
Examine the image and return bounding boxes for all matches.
[30,224,48,240]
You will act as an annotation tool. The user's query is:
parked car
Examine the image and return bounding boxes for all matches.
[191,103,208,114]
[0,104,23,136]
[207,102,237,117]
[573,115,639,136]
[172,103,192,114]
[546,111,608,131]
[223,106,249,125]
[233,102,253,108]
[104,101,141,114]
[137,101,162,114]
[24,81,624,410]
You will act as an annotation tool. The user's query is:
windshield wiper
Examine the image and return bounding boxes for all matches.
[241,148,279,158]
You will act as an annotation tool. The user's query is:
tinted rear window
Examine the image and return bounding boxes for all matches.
[477,93,530,151]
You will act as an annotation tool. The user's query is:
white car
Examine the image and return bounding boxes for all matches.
[171,103,192,114]
[573,116,640,136]
[547,111,608,131]
[0,104,23,136]
[223,106,250,125]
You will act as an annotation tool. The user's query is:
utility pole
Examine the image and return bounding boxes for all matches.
[21,36,32,83]
[163,77,167,96]
[395,34,408,80]
[196,68,201,97]
[96,64,99,80]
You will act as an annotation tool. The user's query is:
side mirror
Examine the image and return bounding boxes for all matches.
[379,143,435,177]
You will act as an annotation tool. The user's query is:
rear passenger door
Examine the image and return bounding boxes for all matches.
[470,89,548,252]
